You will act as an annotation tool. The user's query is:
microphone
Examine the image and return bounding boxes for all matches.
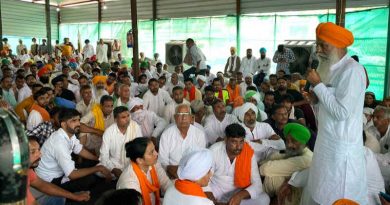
[304,59,319,92]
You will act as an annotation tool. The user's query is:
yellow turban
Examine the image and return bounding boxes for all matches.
[316,22,354,48]
[332,199,359,205]
[92,76,107,85]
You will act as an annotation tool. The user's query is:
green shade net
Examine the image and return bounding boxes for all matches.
[55,7,388,99]
[319,8,388,100]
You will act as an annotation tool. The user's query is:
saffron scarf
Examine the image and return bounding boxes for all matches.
[30,103,50,121]
[226,84,240,102]
[234,142,254,188]
[175,180,207,198]
[184,86,196,102]
[131,162,160,205]
[91,103,105,131]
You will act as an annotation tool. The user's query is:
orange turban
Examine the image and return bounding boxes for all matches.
[38,66,50,78]
[316,22,354,48]
[92,76,107,85]
[332,199,359,205]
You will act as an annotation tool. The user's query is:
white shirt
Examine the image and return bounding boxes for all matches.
[256,57,271,75]
[240,56,257,76]
[152,70,170,80]
[26,110,43,131]
[243,122,285,150]
[82,44,95,59]
[164,184,214,205]
[204,113,238,146]
[166,81,185,96]
[99,121,142,171]
[379,125,390,154]
[239,82,256,97]
[18,84,32,103]
[117,162,172,204]
[204,141,263,203]
[143,89,173,117]
[189,45,207,70]
[163,99,190,124]
[76,99,95,117]
[132,110,168,137]
[68,83,80,102]
[365,148,385,205]
[96,43,108,63]
[159,125,206,169]
[16,44,26,56]
[308,55,367,204]
[36,128,83,183]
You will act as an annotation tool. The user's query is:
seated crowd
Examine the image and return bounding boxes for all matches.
[1,26,390,205]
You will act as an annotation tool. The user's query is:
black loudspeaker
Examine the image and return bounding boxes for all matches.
[0,109,29,204]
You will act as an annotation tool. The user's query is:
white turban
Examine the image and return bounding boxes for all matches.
[178,149,213,181]
[244,73,253,78]
[128,97,144,111]
[238,102,258,122]
[363,107,374,115]
[196,75,207,83]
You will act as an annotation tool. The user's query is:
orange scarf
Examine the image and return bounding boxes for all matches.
[234,142,254,188]
[30,104,50,121]
[226,84,240,102]
[184,86,196,101]
[175,180,207,198]
[131,162,160,205]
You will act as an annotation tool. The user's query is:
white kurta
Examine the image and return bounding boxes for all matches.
[117,162,172,205]
[243,122,285,162]
[96,44,108,63]
[239,82,256,97]
[18,84,32,103]
[379,125,390,154]
[76,99,95,117]
[308,55,367,204]
[256,57,271,75]
[204,141,270,205]
[82,44,95,59]
[159,125,206,169]
[290,147,384,205]
[143,89,173,117]
[163,184,214,205]
[163,99,190,124]
[132,110,168,137]
[204,114,238,146]
[26,110,43,131]
[240,56,257,76]
[166,81,185,96]
[99,121,143,172]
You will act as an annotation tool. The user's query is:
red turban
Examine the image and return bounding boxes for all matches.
[38,66,50,78]
[316,22,354,48]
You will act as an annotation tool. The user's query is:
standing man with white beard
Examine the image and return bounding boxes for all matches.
[224,47,241,77]
[305,22,367,204]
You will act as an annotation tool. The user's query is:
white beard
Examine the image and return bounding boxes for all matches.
[132,109,146,124]
[316,51,340,85]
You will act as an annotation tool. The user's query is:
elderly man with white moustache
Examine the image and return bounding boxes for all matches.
[159,104,207,179]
